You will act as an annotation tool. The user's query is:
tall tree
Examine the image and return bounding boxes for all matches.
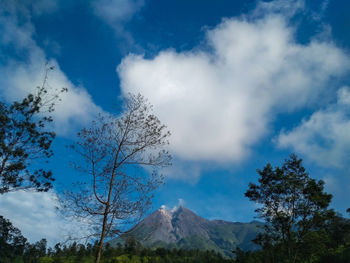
[245,154,334,263]
[64,94,171,263]
[0,66,67,194]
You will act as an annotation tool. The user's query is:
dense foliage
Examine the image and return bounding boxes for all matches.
[0,215,47,263]
[234,212,350,262]
[0,68,66,194]
[241,154,350,263]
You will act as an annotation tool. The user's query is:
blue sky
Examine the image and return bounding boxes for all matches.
[1,0,350,245]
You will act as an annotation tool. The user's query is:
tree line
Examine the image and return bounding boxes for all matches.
[1,204,349,263]
[0,222,233,263]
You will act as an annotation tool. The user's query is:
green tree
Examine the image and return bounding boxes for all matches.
[0,215,27,262]
[245,154,334,263]
[0,66,67,194]
[23,238,48,263]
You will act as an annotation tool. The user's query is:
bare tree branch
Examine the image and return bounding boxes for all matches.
[62,94,171,263]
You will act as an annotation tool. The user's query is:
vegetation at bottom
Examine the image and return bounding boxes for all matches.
[234,212,350,263]
[1,210,350,263]
[0,227,233,263]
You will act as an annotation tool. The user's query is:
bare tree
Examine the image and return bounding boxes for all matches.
[64,94,171,263]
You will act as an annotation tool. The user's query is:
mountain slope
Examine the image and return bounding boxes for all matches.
[109,206,261,257]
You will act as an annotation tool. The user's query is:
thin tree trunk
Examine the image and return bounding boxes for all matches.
[95,242,103,263]
[95,210,109,263]
[95,155,117,263]
[95,170,124,261]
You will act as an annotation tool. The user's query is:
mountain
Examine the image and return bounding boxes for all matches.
[108,206,262,257]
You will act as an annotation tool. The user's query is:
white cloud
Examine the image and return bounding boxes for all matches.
[277,86,350,168]
[161,160,202,184]
[0,0,59,17]
[92,0,144,24]
[0,190,89,246]
[0,0,102,135]
[322,175,340,194]
[1,57,102,135]
[91,0,144,47]
[117,12,349,165]
[252,0,305,19]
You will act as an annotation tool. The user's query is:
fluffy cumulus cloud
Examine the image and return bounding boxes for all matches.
[0,0,102,135]
[117,7,349,163]
[0,190,89,246]
[277,86,350,168]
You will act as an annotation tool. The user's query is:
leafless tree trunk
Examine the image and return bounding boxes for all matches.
[64,94,171,263]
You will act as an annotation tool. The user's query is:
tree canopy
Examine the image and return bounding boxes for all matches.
[0,67,67,194]
[244,154,336,262]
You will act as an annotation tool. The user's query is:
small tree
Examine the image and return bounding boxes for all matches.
[0,215,27,262]
[0,66,67,194]
[245,154,334,263]
[65,94,171,263]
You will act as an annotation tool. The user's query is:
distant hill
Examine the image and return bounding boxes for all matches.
[108,206,262,257]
